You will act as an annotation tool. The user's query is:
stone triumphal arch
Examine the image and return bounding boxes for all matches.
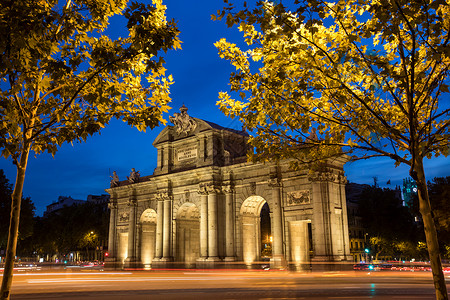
[106,105,351,269]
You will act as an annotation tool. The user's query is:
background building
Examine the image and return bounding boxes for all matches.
[44,196,85,216]
[402,177,418,208]
[345,182,369,262]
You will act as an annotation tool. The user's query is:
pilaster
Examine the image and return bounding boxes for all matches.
[205,182,221,261]
[268,177,286,269]
[124,192,141,268]
[155,197,164,259]
[197,184,208,260]
[223,184,235,261]
[105,200,118,269]
[157,191,173,261]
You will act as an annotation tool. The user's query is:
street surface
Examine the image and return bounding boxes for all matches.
[3,268,450,299]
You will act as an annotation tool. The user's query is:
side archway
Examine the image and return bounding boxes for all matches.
[140,209,157,268]
[240,195,270,265]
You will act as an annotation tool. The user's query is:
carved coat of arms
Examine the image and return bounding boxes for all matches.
[169,104,197,135]
[119,211,129,222]
[287,190,310,206]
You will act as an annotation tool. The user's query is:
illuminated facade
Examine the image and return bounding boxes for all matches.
[105,106,351,269]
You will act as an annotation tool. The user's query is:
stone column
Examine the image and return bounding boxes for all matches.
[155,197,164,259]
[124,197,138,268]
[308,170,334,261]
[338,172,351,261]
[269,178,285,268]
[224,184,235,260]
[107,201,118,258]
[162,193,172,260]
[206,183,220,261]
[105,201,118,268]
[198,184,208,260]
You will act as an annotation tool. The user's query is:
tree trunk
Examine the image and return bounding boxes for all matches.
[415,158,448,300]
[0,144,31,300]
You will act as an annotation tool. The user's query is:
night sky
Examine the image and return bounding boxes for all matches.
[0,1,449,216]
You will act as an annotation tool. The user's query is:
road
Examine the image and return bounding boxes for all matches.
[4,269,450,299]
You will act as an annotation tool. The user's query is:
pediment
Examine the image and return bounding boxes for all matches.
[152,118,218,146]
[153,105,247,147]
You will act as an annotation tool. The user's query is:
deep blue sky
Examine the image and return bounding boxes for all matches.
[0,1,449,216]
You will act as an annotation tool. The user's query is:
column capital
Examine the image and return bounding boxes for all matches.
[308,171,337,182]
[155,190,173,201]
[222,184,234,194]
[338,172,348,184]
[108,201,118,210]
[198,182,222,195]
[198,184,208,195]
[127,199,137,207]
[268,177,281,188]
[207,182,222,194]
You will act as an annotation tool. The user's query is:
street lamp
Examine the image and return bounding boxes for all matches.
[364,233,369,263]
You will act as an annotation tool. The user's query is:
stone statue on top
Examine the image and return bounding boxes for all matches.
[169,104,197,135]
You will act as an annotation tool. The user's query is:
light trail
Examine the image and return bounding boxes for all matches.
[11,272,132,276]
[26,276,259,284]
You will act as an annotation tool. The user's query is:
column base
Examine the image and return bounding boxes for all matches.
[206,256,221,262]
[124,257,143,269]
[311,255,351,262]
[104,257,121,270]
[153,257,173,262]
[151,257,174,269]
[196,257,208,262]
[224,257,236,262]
[270,255,287,270]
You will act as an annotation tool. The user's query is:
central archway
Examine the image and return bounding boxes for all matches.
[240,196,271,265]
[176,202,200,266]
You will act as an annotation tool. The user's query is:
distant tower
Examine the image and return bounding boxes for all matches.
[402,177,417,208]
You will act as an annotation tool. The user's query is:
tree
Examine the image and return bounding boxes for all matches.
[428,177,450,244]
[369,236,394,261]
[0,170,35,252]
[34,202,109,262]
[356,186,422,260]
[358,186,419,242]
[0,0,180,298]
[214,0,449,298]
[30,201,109,262]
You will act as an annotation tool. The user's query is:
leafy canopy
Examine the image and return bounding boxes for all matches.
[428,176,450,242]
[214,0,450,169]
[0,170,35,249]
[0,0,181,163]
[30,201,109,256]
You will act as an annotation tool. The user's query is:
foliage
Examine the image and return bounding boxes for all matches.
[357,186,423,260]
[29,201,109,259]
[358,186,419,241]
[0,0,181,162]
[367,237,428,261]
[0,0,180,298]
[368,236,394,260]
[428,176,450,243]
[214,0,449,297]
[213,0,449,169]
[444,245,450,260]
[0,170,35,250]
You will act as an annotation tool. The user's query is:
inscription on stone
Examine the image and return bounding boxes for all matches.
[177,146,197,161]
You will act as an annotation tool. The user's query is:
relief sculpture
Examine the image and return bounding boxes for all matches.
[119,211,129,222]
[287,190,310,206]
